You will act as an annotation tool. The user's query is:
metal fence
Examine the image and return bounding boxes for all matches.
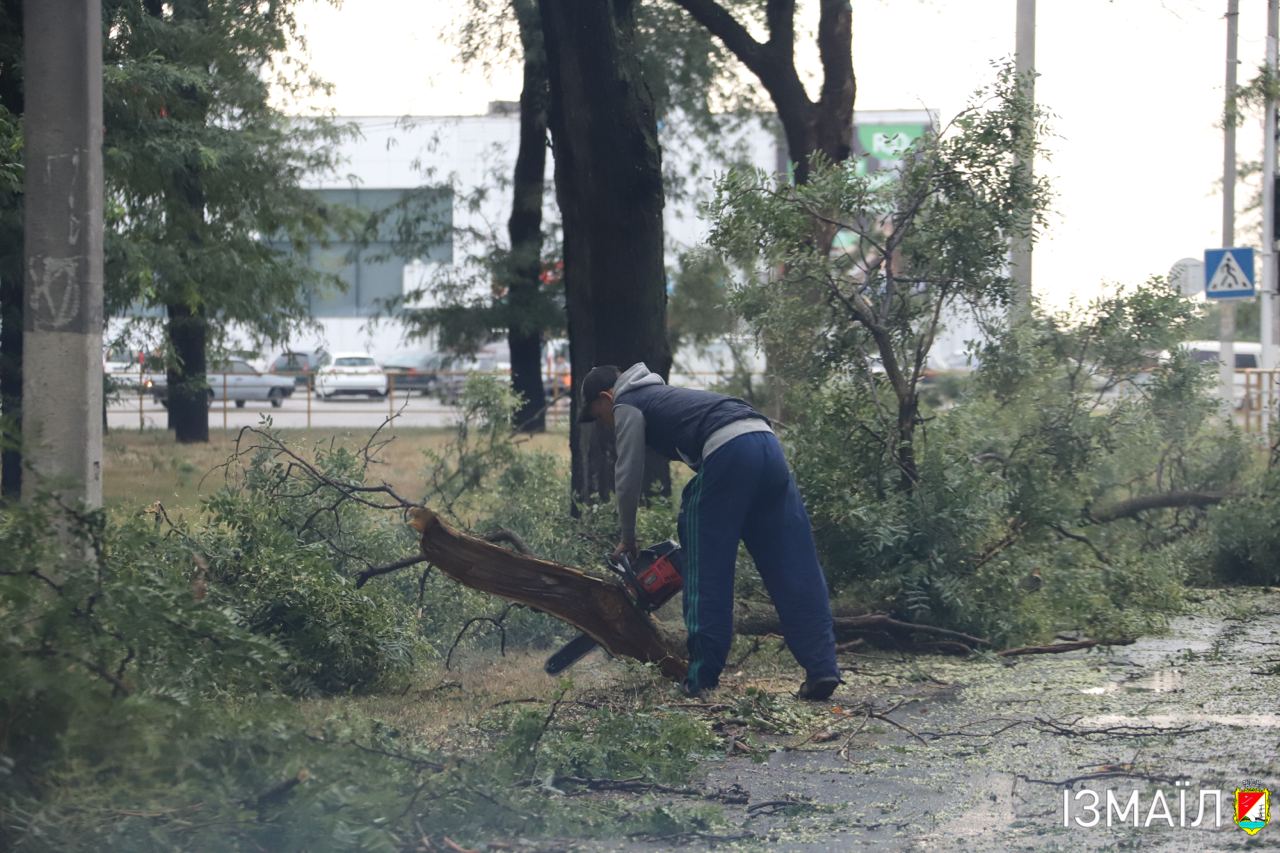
[107,368,757,431]
[1241,368,1280,433]
[110,371,574,431]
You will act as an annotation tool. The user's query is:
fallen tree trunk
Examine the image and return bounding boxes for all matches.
[1089,490,1228,523]
[407,508,688,681]
[735,604,992,651]
[997,638,1135,657]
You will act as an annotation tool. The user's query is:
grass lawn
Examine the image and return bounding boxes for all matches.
[103,426,573,512]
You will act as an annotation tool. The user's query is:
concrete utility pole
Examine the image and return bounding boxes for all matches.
[1011,0,1035,318]
[1262,0,1279,379]
[21,0,105,507]
[1221,0,1239,407]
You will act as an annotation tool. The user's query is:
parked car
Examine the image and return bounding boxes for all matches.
[146,358,296,408]
[270,349,330,387]
[1180,339,1262,408]
[436,354,510,405]
[382,350,444,396]
[104,346,147,388]
[314,352,389,399]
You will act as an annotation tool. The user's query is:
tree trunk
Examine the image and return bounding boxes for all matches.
[896,393,919,491]
[0,0,23,500]
[670,0,854,184]
[407,507,687,680]
[540,0,672,504]
[0,251,19,500]
[166,303,208,443]
[162,0,210,444]
[669,0,854,422]
[808,0,855,170]
[505,0,550,434]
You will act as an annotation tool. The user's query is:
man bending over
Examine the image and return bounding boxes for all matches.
[579,363,840,700]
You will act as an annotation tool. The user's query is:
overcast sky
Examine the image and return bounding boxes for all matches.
[288,0,1269,311]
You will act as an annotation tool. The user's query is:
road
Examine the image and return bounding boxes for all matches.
[684,589,1280,851]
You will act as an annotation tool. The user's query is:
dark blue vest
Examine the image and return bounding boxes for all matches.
[614,384,768,465]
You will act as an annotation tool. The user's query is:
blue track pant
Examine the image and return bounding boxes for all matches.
[677,431,838,692]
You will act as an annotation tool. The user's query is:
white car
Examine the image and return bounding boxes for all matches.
[147,358,295,408]
[104,346,147,388]
[1180,340,1262,408]
[314,352,389,399]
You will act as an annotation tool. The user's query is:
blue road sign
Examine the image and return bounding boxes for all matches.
[1204,247,1256,299]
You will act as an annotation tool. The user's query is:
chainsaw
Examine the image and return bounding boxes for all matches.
[543,539,685,675]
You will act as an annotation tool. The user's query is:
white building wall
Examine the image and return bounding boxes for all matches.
[117,110,978,373]
[283,112,783,363]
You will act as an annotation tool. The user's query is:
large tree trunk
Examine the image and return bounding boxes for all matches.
[0,0,23,500]
[669,0,854,420]
[808,0,855,171]
[162,0,210,444]
[166,303,208,443]
[670,0,854,184]
[0,245,20,500]
[505,0,550,434]
[539,0,672,505]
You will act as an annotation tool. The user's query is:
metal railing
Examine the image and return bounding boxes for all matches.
[1241,368,1280,433]
[109,370,577,431]
[107,368,755,431]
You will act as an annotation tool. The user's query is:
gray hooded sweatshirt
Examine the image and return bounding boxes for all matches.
[611,362,772,543]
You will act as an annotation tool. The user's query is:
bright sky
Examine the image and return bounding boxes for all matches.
[289,0,1268,310]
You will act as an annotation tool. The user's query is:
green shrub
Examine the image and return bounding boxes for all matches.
[193,429,431,694]
[1191,468,1280,586]
[0,491,723,851]
[778,284,1252,645]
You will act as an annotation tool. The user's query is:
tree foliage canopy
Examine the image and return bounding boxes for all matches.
[102,0,355,344]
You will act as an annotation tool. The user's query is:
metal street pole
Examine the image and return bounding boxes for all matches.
[21,0,105,507]
[1011,0,1036,319]
[1221,0,1239,408]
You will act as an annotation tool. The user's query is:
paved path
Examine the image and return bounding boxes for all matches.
[692,591,1280,850]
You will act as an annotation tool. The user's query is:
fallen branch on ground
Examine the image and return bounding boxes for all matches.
[736,608,992,653]
[1088,490,1230,523]
[997,638,1135,657]
[1015,769,1180,789]
[406,507,687,680]
[552,776,750,805]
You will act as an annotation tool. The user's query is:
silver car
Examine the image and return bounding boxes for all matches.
[147,358,296,408]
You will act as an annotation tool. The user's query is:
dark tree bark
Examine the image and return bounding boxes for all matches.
[0,0,22,499]
[671,0,855,422]
[505,0,550,433]
[166,303,208,443]
[539,0,672,503]
[1089,491,1229,524]
[0,261,18,500]
[162,0,210,444]
[671,0,854,184]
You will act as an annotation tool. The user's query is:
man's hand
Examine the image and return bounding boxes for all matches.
[611,540,638,562]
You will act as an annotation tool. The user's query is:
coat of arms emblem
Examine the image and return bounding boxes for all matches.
[1235,787,1270,835]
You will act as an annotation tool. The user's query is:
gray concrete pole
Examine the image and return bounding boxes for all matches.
[21,0,104,507]
[1263,0,1279,385]
[1220,0,1239,409]
[1011,0,1035,318]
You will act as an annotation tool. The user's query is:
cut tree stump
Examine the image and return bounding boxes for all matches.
[408,508,688,681]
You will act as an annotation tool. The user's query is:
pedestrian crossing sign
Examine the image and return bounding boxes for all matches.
[1204,248,1256,299]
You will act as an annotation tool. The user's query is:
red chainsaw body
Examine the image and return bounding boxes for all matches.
[634,552,683,609]
[620,539,685,611]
